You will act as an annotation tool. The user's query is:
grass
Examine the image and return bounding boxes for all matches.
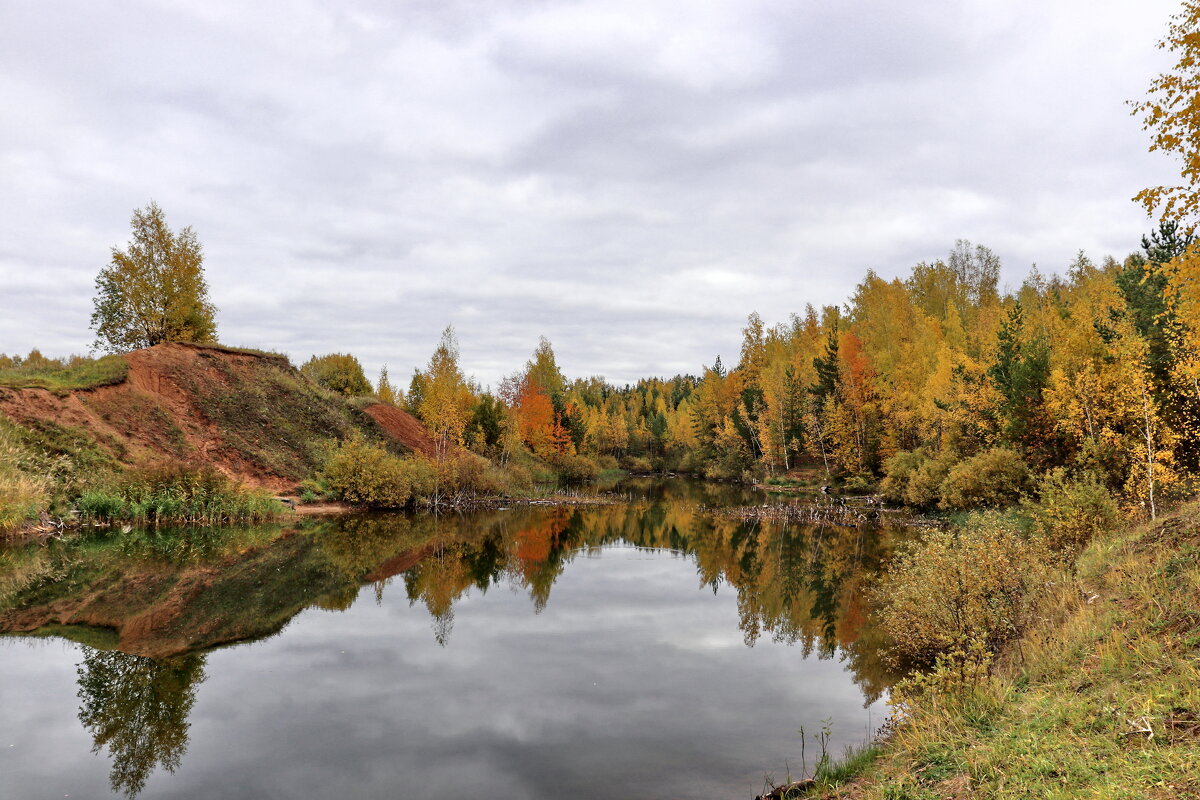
[812,744,887,788]
[0,470,49,533]
[0,417,54,533]
[816,504,1200,799]
[0,354,128,392]
[75,467,284,525]
[0,414,125,533]
[174,352,363,480]
[175,341,293,363]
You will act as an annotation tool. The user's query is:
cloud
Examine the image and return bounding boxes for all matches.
[0,0,1183,385]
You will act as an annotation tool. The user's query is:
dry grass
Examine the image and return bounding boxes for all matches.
[821,503,1200,799]
[0,422,51,534]
[0,354,128,392]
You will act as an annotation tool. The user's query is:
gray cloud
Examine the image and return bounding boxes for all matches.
[0,0,1183,387]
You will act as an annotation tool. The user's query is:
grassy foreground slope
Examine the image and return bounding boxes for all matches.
[816,506,1200,800]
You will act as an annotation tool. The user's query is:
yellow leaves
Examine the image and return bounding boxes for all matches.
[875,516,1050,670]
[376,365,400,406]
[1132,3,1200,226]
[416,326,476,461]
[91,202,217,353]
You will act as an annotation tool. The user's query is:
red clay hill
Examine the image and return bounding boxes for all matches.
[0,342,438,492]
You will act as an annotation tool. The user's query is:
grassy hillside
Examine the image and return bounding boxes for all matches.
[802,505,1200,799]
[0,343,437,531]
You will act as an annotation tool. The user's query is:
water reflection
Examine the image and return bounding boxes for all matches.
[321,504,898,701]
[0,479,901,798]
[76,649,206,797]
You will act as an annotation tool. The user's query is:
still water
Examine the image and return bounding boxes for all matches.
[0,479,898,799]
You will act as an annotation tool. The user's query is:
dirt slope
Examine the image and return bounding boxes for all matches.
[363,402,440,458]
[0,343,434,492]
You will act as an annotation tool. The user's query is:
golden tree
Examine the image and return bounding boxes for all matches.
[416,326,476,461]
[301,353,373,395]
[1132,1,1200,226]
[91,202,217,353]
[376,364,400,405]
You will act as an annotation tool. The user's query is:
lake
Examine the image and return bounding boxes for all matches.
[0,478,899,799]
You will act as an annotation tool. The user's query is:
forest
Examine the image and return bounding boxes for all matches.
[291,225,1199,523]
[2,225,1196,524]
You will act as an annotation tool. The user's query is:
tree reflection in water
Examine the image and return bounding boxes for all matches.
[323,495,901,702]
[76,648,206,797]
[0,479,902,796]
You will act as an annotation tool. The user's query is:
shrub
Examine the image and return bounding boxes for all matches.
[300,353,372,396]
[676,450,705,475]
[434,452,494,495]
[0,352,128,392]
[501,463,533,492]
[400,457,438,499]
[1027,468,1119,566]
[879,450,927,504]
[549,452,600,483]
[905,450,958,508]
[321,436,516,506]
[938,447,1030,510]
[623,455,653,473]
[843,473,873,493]
[874,512,1048,670]
[322,435,411,506]
[889,637,998,704]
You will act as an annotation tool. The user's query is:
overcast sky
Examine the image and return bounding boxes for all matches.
[0,0,1185,388]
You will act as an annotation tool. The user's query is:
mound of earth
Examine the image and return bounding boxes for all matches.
[0,343,435,492]
[363,402,440,458]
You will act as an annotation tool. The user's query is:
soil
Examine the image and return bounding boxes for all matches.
[363,402,440,458]
[0,343,442,493]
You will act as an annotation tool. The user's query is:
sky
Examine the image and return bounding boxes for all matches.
[0,0,1186,389]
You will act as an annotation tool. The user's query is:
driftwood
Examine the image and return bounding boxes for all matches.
[755,779,815,799]
[707,498,937,528]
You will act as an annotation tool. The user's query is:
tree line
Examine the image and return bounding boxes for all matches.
[48,198,1200,518]
[284,233,1171,521]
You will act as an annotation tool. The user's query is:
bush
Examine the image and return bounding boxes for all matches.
[549,452,600,483]
[401,457,438,498]
[300,353,372,396]
[938,447,1030,510]
[434,452,496,495]
[0,352,128,392]
[595,454,619,471]
[322,438,532,506]
[905,450,958,508]
[875,512,1048,670]
[500,462,533,492]
[1027,469,1119,566]
[676,450,705,475]
[879,450,927,504]
[843,473,873,493]
[623,455,653,473]
[322,435,412,506]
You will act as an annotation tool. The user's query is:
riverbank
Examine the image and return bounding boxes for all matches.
[797,502,1200,799]
[2,488,626,542]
